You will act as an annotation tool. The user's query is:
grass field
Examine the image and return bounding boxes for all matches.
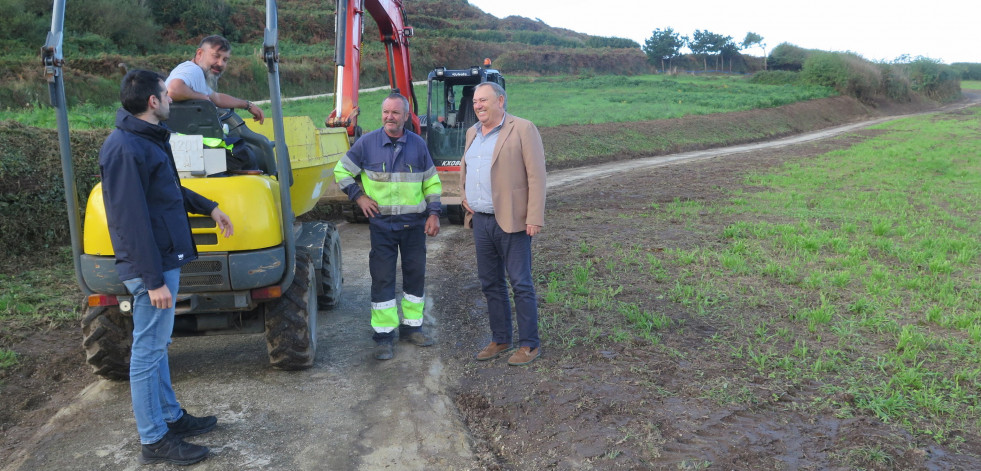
[539,106,981,444]
[0,74,836,131]
[962,80,981,90]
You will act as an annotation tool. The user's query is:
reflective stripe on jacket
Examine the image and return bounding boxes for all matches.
[201,136,233,150]
[334,128,441,230]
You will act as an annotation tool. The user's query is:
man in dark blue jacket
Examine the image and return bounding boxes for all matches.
[99,69,234,466]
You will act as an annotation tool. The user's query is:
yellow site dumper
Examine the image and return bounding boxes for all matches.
[45,0,346,379]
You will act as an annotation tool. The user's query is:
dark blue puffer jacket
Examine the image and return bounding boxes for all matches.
[99,108,218,290]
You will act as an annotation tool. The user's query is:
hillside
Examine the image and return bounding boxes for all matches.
[0,0,648,108]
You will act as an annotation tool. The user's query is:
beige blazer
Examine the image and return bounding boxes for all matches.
[461,113,546,233]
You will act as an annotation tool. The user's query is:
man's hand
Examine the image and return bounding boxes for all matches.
[425,214,440,237]
[461,198,474,214]
[149,285,173,309]
[211,206,234,238]
[247,103,265,124]
[526,224,541,237]
[356,195,380,218]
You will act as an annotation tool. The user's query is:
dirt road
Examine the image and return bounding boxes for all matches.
[2,223,479,471]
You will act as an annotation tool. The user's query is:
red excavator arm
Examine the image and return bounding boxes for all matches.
[326,0,420,136]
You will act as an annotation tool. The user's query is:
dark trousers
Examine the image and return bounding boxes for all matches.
[472,212,539,349]
[369,225,426,343]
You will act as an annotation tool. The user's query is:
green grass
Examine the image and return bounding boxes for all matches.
[704,110,981,440]
[0,349,19,369]
[0,260,79,371]
[0,256,83,329]
[537,107,981,445]
[0,102,117,130]
[2,74,836,133]
[961,80,981,90]
[507,74,835,127]
[278,74,835,130]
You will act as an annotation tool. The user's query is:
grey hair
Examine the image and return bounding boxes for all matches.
[199,35,231,53]
[384,93,410,114]
[475,82,507,109]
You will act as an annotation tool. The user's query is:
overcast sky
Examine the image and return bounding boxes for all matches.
[466,0,978,64]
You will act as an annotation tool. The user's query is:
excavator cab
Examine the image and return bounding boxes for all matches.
[455,85,477,129]
[422,64,505,224]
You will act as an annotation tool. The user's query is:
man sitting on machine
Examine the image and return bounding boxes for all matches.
[165,35,269,174]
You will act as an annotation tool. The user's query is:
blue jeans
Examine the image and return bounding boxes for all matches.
[123,268,183,444]
[472,213,539,349]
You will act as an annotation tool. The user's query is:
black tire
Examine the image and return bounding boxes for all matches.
[342,203,370,224]
[81,305,133,380]
[447,204,464,225]
[264,253,318,370]
[318,223,343,310]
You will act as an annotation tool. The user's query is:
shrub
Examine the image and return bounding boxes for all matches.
[768,43,814,71]
[901,58,960,101]
[0,121,106,270]
[951,62,981,80]
[0,0,51,54]
[495,47,649,75]
[878,63,912,102]
[801,52,881,104]
[586,37,640,49]
[67,0,162,54]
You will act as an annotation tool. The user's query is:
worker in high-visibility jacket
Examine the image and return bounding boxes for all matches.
[334,93,442,361]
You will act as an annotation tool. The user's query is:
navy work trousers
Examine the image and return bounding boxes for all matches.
[472,212,539,349]
[369,224,426,343]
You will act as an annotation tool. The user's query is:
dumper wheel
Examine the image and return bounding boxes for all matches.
[318,223,343,310]
[81,305,133,380]
[264,253,318,370]
[447,204,464,225]
[343,204,370,224]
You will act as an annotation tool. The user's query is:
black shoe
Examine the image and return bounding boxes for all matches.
[400,331,434,347]
[167,409,217,438]
[374,342,394,360]
[139,431,209,466]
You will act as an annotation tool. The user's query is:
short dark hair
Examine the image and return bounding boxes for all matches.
[199,35,231,52]
[120,69,165,115]
[384,93,410,114]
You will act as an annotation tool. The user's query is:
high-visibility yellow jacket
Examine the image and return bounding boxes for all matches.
[334,128,441,230]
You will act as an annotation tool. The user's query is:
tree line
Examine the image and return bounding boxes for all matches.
[641,27,981,85]
[642,27,767,73]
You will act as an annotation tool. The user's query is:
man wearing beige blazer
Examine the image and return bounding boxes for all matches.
[461,82,546,366]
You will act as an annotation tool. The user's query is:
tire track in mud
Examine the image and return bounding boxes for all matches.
[655,399,836,468]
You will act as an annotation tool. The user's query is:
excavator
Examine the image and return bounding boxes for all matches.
[326,0,419,138]
[322,0,505,224]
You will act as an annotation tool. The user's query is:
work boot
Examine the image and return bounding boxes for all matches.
[400,331,434,347]
[475,342,514,361]
[507,346,540,366]
[167,409,217,438]
[374,342,394,360]
[139,431,209,466]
